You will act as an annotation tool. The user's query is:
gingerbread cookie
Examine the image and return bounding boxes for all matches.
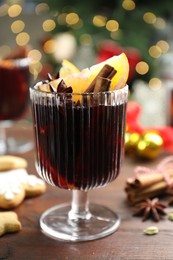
[0,168,46,209]
[0,211,21,237]
[0,155,27,171]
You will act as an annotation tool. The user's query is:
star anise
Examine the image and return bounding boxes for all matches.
[47,72,59,81]
[133,198,167,222]
[39,72,73,94]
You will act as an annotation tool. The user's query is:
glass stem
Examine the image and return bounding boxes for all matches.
[68,190,92,221]
[0,125,7,155]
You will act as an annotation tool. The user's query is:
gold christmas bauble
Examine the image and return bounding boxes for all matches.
[136,132,163,159]
[125,132,140,155]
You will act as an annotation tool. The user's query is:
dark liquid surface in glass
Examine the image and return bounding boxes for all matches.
[0,63,29,120]
[32,99,126,190]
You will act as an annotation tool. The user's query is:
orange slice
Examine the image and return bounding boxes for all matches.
[58,53,129,92]
[59,59,80,77]
[49,69,91,93]
[63,69,91,93]
[88,53,129,90]
[40,53,129,94]
[59,53,129,92]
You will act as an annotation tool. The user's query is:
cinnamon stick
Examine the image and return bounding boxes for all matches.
[125,175,173,205]
[127,170,173,189]
[94,77,111,93]
[85,64,116,93]
[82,75,111,106]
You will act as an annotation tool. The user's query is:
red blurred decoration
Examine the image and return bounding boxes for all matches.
[126,101,143,133]
[97,40,141,83]
[41,63,54,80]
[126,101,173,153]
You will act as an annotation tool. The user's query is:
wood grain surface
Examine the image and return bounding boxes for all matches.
[1,125,173,260]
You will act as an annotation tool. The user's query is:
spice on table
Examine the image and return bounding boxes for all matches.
[133,197,167,222]
[143,226,159,235]
[125,156,173,205]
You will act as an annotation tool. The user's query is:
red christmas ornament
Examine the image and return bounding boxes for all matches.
[126,101,173,154]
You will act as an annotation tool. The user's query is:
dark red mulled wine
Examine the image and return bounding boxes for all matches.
[31,90,127,190]
[0,59,30,121]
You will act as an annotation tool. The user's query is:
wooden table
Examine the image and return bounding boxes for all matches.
[1,125,173,260]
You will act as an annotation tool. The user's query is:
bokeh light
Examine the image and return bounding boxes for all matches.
[43,39,56,54]
[8,4,22,18]
[28,49,42,63]
[136,61,149,75]
[16,32,30,46]
[53,33,77,62]
[122,0,136,11]
[11,20,25,34]
[149,78,162,90]
[93,15,107,27]
[106,20,119,32]
[35,3,50,15]
[42,19,56,32]
[149,45,161,58]
[66,13,79,25]
[156,40,169,53]
[143,12,156,24]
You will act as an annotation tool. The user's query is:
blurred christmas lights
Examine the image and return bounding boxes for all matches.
[42,19,56,32]
[149,45,162,58]
[43,39,56,54]
[0,1,171,80]
[16,32,30,46]
[28,49,42,63]
[11,20,25,34]
[156,40,169,53]
[143,12,156,24]
[8,4,22,17]
[35,3,49,15]
[136,61,149,75]
[93,15,107,27]
[106,20,119,32]
[122,0,136,11]
[66,12,79,25]
[149,78,162,90]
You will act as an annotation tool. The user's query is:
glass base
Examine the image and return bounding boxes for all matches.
[0,137,33,155]
[40,203,120,242]
[0,121,34,155]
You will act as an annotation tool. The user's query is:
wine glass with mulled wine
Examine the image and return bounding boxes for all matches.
[30,53,129,241]
[0,47,33,154]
